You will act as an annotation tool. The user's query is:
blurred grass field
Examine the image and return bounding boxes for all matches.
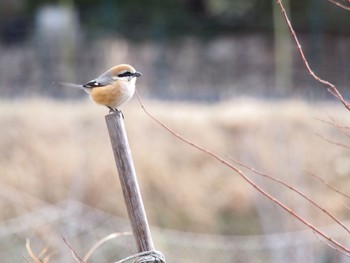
[1,97,350,237]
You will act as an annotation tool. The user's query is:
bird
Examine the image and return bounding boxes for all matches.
[53,64,142,114]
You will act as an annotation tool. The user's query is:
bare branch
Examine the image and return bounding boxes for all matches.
[135,91,350,254]
[228,157,350,235]
[315,117,350,139]
[62,237,85,263]
[38,248,49,259]
[83,232,132,262]
[277,0,350,111]
[22,254,31,263]
[327,116,350,137]
[305,170,350,200]
[315,132,350,149]
[25,239,52,263]
[26,239,38,263]
[344,202,350,210]
[328,0,350,10]
[313,230,350,257]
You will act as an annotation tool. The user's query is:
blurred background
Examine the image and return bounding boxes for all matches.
[1,0,350,262]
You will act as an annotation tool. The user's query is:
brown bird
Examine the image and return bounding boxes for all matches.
[54,64,142,113]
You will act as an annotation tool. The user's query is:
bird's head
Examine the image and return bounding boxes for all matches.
[110,64,142,82]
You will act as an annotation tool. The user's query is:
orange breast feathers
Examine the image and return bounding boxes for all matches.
[90,82,130,109]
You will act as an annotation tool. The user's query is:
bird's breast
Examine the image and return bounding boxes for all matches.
[90,81,135,108]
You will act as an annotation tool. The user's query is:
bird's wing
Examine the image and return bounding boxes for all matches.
[83,70,115,89]
[83,79,108,88]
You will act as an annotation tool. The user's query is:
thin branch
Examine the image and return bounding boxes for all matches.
[62,237,85,263]
[38,248,49,259]
[135,91,350,254]
[83,232,131,262]
[313,231,350,257]
[328,0,350,10]
[26,239,39,263]
[344,202,350,210]
[315,117,350,139]
[25,239,51,263]
[277,0,350,111]
[22,254,31,263]
[327,116,350,138]
[315,132,350,149]
[228,157,350,235]
[305,170,350,200]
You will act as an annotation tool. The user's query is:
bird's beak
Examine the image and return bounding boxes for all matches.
[133,71,142,77]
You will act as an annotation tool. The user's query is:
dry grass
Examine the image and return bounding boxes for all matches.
[1,97,350,235]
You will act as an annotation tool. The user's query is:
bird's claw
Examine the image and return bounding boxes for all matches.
[108,107,124,119]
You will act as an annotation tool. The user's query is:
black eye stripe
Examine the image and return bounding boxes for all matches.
[118,71,133,77]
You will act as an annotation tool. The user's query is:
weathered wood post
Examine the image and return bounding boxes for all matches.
[105,111,155,254]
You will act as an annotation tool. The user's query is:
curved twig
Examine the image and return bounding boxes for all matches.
[135,91,350,255]
[328,0,350,11]
[277,0,350,111]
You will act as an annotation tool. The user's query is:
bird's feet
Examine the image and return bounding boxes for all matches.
[108,107,124,119]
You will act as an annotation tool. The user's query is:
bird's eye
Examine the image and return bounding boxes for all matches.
[117,71,132,78]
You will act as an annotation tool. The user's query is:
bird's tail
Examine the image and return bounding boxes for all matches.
[52,81,84,89]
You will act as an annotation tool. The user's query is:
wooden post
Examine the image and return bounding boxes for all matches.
[105,112,154,252]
